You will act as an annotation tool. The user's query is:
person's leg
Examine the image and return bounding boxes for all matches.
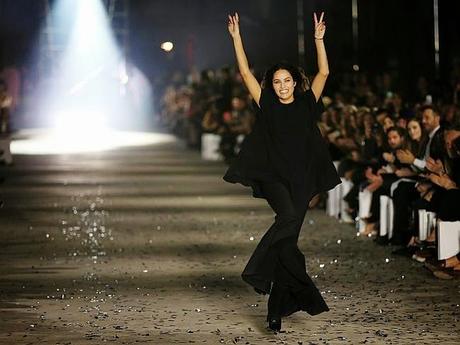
[258,182,299,320]
[241,181,298,293]
[258,181,299,329]
[392,182,418,245]
[259,182,328,320]
[367,186,383,223]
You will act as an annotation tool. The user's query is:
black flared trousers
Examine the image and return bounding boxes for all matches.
[242,181,329,318]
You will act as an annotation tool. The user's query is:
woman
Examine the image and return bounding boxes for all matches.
[392,118,426,180]
[406,118,426,157]
[382,115,395,132]
[222,12,341,331]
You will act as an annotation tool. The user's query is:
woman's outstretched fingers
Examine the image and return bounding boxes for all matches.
[314,12,317,24]
[319,12,324,23]
[227,13,240,37]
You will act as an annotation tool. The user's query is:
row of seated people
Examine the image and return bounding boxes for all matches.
[159,67,453,164]
[325,105,460,279]
[201,93,255,163]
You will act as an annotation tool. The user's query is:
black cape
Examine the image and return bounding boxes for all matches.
[223,87,341,207]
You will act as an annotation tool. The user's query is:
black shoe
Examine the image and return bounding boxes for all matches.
[374,235,389,246]
[391,246,417,257]
[389,236,405,246]
[267,315,281,332]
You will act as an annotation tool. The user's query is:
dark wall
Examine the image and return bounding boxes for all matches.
[302,0,353,75]
[0,0,42,66]
[357,0,435,94]
[439,0,460,83]
[129,0,298,78]
[0,0,459,94]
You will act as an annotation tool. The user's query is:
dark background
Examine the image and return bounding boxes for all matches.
[1,0,460,91]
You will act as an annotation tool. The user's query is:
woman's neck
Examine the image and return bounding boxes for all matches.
[278,96,294,104]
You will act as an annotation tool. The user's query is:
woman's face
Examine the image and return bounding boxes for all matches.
[383,116,395,131]
[272,69,296,103]
[407,120,422,141]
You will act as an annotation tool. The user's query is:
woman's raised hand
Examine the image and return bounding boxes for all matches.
[314,12,326,39]
[228,12,240,38]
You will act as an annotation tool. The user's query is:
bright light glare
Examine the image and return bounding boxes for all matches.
[35,0,153,138]
[119,63,129,85]
[54,110,107,134]
[11,129,176,155]
[160,41,174,52]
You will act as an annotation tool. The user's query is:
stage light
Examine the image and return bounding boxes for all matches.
[161,41,174,52]
[33,0,153,150]
[11,129,176,155]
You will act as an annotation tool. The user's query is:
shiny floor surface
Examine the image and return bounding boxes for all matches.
[0,133,458,344]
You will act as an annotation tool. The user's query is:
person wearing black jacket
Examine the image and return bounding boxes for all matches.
[223,12,340,332]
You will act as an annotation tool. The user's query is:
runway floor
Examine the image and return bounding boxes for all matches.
[0,133,458,344]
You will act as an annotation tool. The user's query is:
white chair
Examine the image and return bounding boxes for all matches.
[437,221,460,260]
[388,198,394,239]
[326,183,341,218]
[379,195,394,239]
[340,178,354,223]
[357,189,373,233]
[326,162,354,222]
[201,133,222,161]
[418,209,437,241]
[326,161,341,218]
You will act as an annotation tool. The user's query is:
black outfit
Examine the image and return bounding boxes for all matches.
[223,87,341,317]
[429,157,460,222]
[430,189,460,221]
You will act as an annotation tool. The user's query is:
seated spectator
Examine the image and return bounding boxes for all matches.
[406,118,426,159]
[219,95,255,163]
[0,80,12,134]
[382,114,395,132]
[201,97,226,135]
[362,126,411,236]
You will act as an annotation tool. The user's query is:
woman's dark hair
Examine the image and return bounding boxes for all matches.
[407,117,425,134]
[386,126,408,151]
[407,117,421,125]
[261,61,310,95]
[406,117,427,157]
[386,126,406,139]
[383,114,395,122]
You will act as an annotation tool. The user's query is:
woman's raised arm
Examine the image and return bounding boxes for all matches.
[228,13,261,106]
[310,12,329,102]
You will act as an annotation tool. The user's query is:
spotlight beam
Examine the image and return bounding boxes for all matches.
[68,65,104,96]
[35,0,153,136]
